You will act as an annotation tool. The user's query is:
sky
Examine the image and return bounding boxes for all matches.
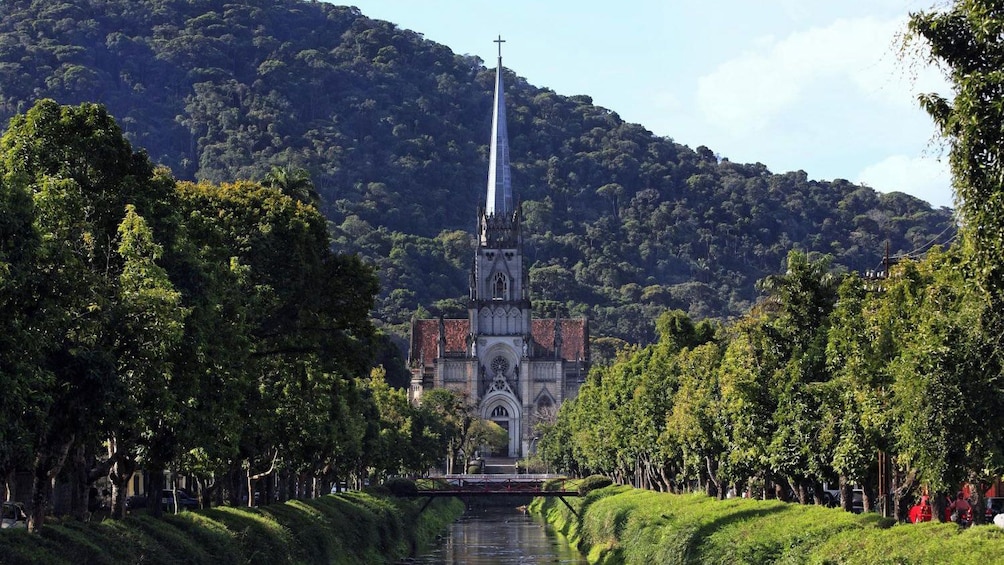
[336,1,955,209]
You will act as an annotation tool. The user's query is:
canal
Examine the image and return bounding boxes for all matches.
[400,506,587,564]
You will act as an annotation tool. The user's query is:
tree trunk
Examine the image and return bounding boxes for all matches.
[3,469,14,502]
[659,467,672,493]
[862,485,875,513]
[246,451,279,507]
[810,478,824,505]
[839,475,853,512]
[107,465,130,519]
[68,445,88,521]
[773,480,786,501]
[889,464,915,522]
[227,466,241,507]
[28,436,73,532]
[972,477,988,525]
[797,479,810,505]
[147,468,165,518]
[932,493,948,523]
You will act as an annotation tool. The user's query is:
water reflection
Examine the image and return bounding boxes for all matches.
[401,506,587,564]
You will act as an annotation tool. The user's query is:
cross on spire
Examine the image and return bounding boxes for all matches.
[494,35,505,59]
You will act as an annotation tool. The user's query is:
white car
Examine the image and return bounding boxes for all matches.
[1,502,27,529]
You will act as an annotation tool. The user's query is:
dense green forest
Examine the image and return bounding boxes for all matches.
[0,0,956,346]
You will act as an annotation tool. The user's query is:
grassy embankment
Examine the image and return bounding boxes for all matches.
[531,482,1004,564]
[0,491,463,564]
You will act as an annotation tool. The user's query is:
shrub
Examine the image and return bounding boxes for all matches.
[542,478,564,492]
[516,457,548,474]
[384,478,418,497]
[466,464,483,474]
[578,475,613,496]
[363,484,391,497]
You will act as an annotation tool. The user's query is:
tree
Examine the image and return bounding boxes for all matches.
[886,250,1004,514]
[756,252,840,503]
[263,165,320,207]
[664,343,726,496]
[908,3,1004,301]
[0,99,176,530]
[0,167,45,503]
[825,274,891,512]
[107,205,187,518]
[908,5,1004,520]
[420,389,473,474]
[174,179,378,506]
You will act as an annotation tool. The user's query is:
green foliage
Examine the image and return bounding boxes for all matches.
[906,0,1004,503]
[908,3,1004,300]
[541,249,1004,516]
[381,479,417,497]
[577,475,614,496]
[0,99,451,528]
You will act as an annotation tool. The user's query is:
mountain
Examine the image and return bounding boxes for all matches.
[0,0,956,345]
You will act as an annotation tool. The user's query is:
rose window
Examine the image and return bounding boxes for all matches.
[491,356,509,375]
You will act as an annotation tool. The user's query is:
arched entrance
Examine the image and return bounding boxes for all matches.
[481,392,521,457]
[489,405,510,457]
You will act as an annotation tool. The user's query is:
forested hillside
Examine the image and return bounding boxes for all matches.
[0,0,956,345]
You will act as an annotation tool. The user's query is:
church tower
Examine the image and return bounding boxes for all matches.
[408,39,588,461]
[468,38,532,457]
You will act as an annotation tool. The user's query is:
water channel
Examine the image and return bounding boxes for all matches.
[400,506,587,564]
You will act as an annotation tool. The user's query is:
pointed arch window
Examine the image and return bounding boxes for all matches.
[491,405,509,418]
[492,272,509,300]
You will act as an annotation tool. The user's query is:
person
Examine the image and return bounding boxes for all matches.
[909,495,933,523]
[948,491,973,527]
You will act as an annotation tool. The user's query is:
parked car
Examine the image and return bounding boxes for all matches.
[162,489,199,512]
[1,502,27,529]
[818,482,865,511]
[985,497,1004,520]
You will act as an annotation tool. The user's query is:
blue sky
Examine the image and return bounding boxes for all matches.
[336,1,953,209]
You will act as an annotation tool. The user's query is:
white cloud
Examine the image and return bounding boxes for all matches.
[695,16,947,134]
[856,154,953,208]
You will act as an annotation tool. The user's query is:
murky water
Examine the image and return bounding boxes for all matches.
[400,506,587,564]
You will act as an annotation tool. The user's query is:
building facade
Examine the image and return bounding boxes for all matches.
[408,45,589,458]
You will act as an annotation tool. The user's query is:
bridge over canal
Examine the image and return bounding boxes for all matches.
[406,474,582,517]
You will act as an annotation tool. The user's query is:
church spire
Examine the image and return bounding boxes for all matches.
[485,35,513,216]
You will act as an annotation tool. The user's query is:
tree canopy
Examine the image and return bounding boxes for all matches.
[0,99,438,530]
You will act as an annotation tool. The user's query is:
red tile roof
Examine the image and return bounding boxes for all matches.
[531,318,588,361]
[410,317,588,365]
[410,319,470,366]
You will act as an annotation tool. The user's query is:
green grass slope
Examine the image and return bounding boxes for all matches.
[531,484,1004,564]
[0,492,463,565]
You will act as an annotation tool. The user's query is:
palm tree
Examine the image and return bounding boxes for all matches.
[264,165,320,207]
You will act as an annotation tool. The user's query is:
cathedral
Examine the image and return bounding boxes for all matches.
[408,42,589,458]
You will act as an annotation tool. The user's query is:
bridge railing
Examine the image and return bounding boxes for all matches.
[415,474,574,494]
